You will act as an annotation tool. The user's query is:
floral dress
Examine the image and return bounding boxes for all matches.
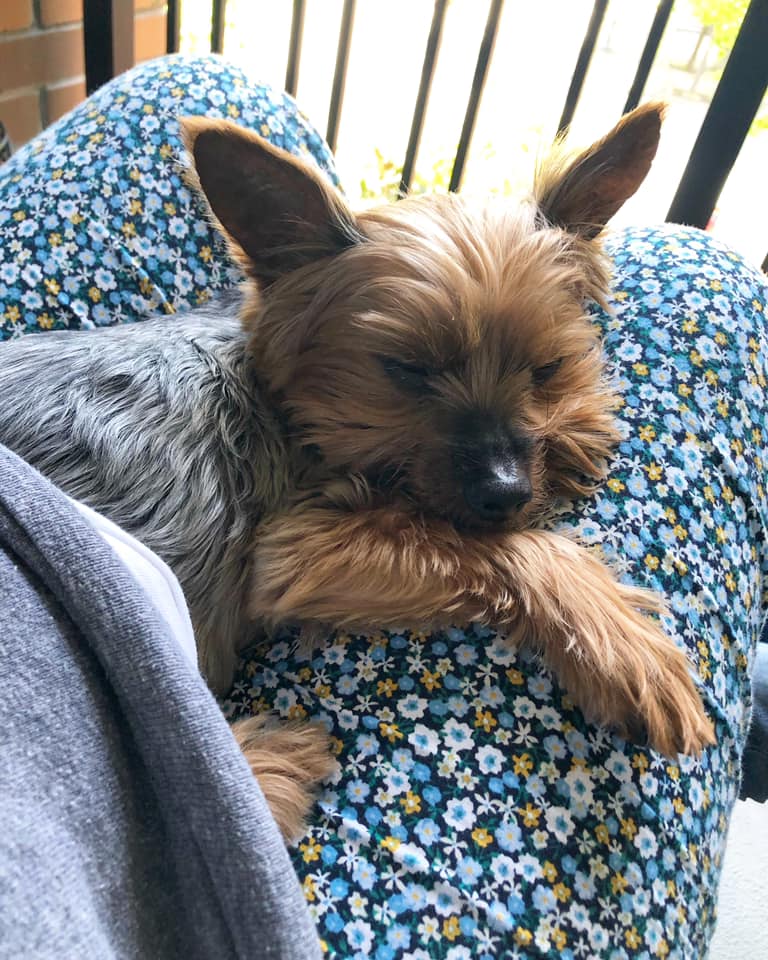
[1,54,766,960]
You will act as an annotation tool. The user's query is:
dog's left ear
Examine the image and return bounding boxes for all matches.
[181,117,358,284]
[535,103,664,240]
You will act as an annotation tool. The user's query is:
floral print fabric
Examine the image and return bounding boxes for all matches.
[1,54,766,960]
[226,229,768,960]
[0,54,338,339]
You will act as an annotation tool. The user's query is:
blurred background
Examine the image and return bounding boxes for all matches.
[1,0,766,265]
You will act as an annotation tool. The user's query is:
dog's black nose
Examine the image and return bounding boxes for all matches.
[463,465,533,521]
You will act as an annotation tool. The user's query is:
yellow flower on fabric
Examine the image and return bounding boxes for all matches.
[595,823,610,844]
[474,709,496,732]
[515,928,533,946]
[518,803,541,828]
[611,872,628,894]
[379,722,403,743]
[682,317,698,333]
[553,927,567,949]
[88,286,101,302]
[632,362,648,376]
[400,792,421,814]
[380,835,401,852]
[607,478,625,492]
[639,425,655,442]
[471,828,493,848]
[644,554,659,571]
[377,678,397,697]
[553,883,570,903]
[512,753,533,777]
[620,818,637,839]
[287,704,307,721]
[645,462,662,480]
[626,926,641,949]
[442,917,460,941]
[303,876,316,901]
[506,668,524,685]
[421,670,441,691]
[542,861,557,882]
[678,382,692,397]
[300,838,321,862]
[4,305,20,322]
[673,524,687,541]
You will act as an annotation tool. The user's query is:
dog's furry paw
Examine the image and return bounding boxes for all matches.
[574,581,716,758]
[231,714,337,842]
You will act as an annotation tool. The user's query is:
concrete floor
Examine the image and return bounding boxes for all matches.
[710,799,768,960]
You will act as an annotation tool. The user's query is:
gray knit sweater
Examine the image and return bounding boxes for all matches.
[0,445,320,960]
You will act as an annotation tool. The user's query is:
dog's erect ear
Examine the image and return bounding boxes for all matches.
[181,117,358,284]
[535,102,665,240]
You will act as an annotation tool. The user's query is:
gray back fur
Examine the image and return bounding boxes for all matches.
[0,297,288,690]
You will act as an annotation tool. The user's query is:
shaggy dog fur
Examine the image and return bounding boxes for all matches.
[0,103,714,839]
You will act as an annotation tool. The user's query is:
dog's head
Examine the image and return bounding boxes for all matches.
[183,105,662,530]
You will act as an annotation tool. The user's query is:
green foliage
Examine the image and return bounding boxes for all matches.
[359,148,454,203]
[357,137,541,204]
[688,0,749,57]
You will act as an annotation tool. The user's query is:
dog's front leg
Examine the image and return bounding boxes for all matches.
[491,530,715,757]
[249,507,714,758]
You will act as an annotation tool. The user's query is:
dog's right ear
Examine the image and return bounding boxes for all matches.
[181,118,358,285]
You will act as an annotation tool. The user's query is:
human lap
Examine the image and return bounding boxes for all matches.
[1,54,766,960]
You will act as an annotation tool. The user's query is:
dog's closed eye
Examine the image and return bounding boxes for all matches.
[380,357,434,393]
[532,358,563,387]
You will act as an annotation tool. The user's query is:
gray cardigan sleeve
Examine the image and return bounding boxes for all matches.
[0,444,320,960]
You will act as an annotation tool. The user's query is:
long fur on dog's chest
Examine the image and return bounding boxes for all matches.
[0,301,287,688]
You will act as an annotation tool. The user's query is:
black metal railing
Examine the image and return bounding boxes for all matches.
[84,0,768,269]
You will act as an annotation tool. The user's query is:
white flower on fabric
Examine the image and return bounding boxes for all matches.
[477,744,504,775]
[408,723,439,756]
[444,797,476,832]
[443,718,474,751]
[634,825,659,858]
[344,919,373,953]
[545,806,575,843]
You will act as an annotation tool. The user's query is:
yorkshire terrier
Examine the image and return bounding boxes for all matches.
[0,102,714,839]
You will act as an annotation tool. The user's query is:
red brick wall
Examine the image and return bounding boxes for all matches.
[0,0,168,150]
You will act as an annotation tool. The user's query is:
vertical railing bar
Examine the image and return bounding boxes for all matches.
[448,0,504,193]
[166,0,181,54]
[666,0,768,229]
[326,0,357,153]
[211,0,227,54]
[623,0,674,113]
[285,0,306,97]
[556,0,609,137]
[398,0,449,197]
[83,0,134,95]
